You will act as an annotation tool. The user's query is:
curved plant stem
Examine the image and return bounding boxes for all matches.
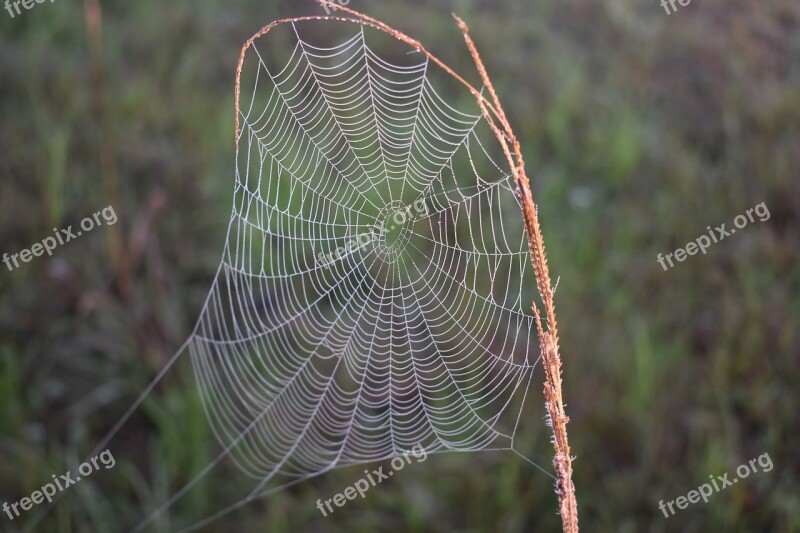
[451,15,579,533]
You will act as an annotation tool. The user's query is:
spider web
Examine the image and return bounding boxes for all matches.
[203,18,539,465]
[84,18,549,533]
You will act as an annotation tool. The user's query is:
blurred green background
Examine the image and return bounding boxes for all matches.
[1,0,798,531]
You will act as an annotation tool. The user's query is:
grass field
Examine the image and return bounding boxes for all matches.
[1,0,798,531]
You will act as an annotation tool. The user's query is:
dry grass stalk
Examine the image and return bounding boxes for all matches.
[235,3,578,530]
[83,0,132,298]
[450,14,579,533]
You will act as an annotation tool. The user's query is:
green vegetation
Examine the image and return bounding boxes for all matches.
[1,0,797,531]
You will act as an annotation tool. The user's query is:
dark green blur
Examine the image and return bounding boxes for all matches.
[1,0,798,531]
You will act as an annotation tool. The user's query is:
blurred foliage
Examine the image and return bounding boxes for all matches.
[1,0,799,531]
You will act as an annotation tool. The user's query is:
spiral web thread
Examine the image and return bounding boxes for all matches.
[127,19,550,532]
